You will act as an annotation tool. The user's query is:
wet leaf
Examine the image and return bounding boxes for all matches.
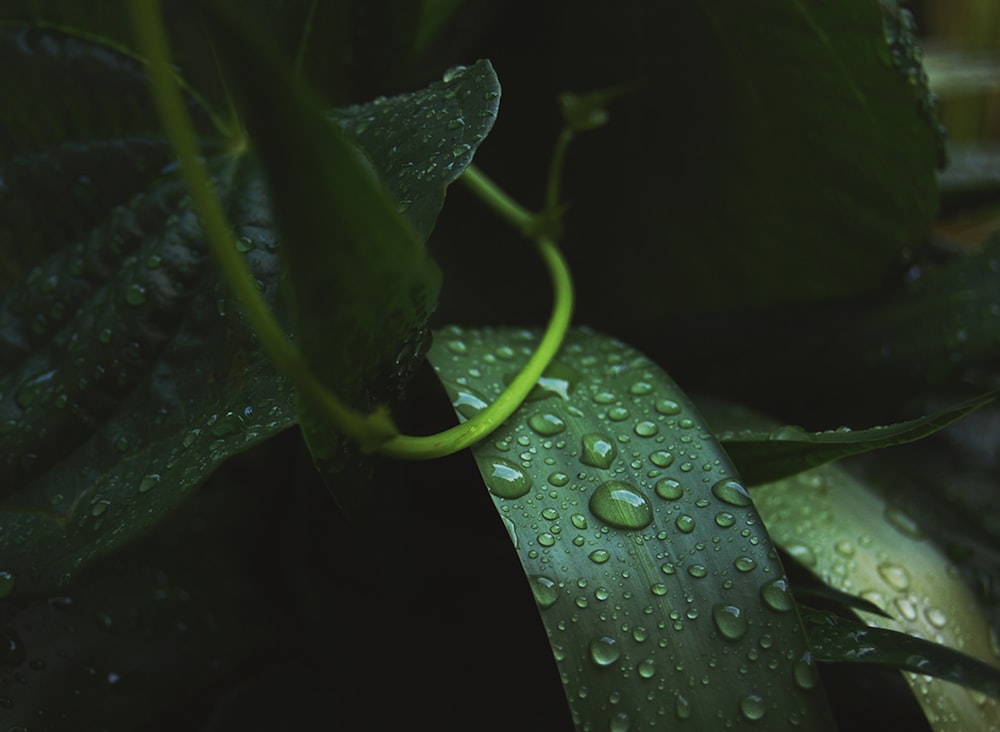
[428,327,836,731]
[803,606,1000,701]
[719,393,995,485]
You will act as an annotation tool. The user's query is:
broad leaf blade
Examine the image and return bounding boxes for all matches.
[719,393,995,485]
[802,607,1000,700]
[428,327,836,730]
[0,157,296,597]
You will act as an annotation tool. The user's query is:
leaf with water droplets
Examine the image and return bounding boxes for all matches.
[427,327,837,731]
[719,393,994,485]
[802,606,1000,701]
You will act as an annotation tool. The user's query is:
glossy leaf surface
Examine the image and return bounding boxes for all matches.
[428,327,836,731]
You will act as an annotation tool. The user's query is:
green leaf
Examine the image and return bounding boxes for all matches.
[200,2,447,463]
[795,585,893,620]
[751,460,1000,728]
[0,156,296,597]
[0,462,274,730]
[428,327,837,731]
[718,393,995,485]
[332,58,501,241]
[802,606,1000,701]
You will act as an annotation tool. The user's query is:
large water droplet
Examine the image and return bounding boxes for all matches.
[655,478,683,500]
[529,575,559,609]
[675,694,692,720]
[649,450,674,468]
[760,578,794,612]
[589,636,621,667]
[634,420,659,437]
[589,549,611,564]
[793,652,819,689]
[675,514,695,533]
[739,693,767,721]
[589,481,653,530]
[711,478,752,507]
[482,456,532,499]
[610,711,631,732]
[580,433,617,469]
[713,603,749,640]
[877,562,911,591]
[529,412,566,436]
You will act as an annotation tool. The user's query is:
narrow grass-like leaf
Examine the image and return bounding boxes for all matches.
[719,393,995,485]
[802,606,1000,700]
[428,327,836,730]
[794,585,893,619]
[752,461,1000,729]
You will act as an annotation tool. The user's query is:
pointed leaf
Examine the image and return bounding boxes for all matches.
[802,606,1000,700]
[428,327,836,731]
[719,393,995,485]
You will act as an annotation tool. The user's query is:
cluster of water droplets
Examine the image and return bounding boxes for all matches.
[431,326,827,728]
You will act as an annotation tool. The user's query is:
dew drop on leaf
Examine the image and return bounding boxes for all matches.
[793,652,820,689]
[711,478,752,507]
[675,693,692,720]
[124,282,147,306]
[589,549,611,564]
[739,693,767,721]
[580,432,617,468]
[734,555,757,572]
[634,420,659,437]
[482,456,532,499]
[609,711,631,732]
[655,478,683,501]
[760,578,794,612]
[876,561,911,591]
[649,450,674,468]
[0,571,15,599]
[675,514,696,533]
[529,575,560,609]
[712,603,749,641]
[589,481,653,529]
[589,635,621,667]
[529,412,566,436]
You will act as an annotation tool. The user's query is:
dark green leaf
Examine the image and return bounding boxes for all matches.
[795,585,893,619]
[428,327,836,730]
[803,606,1000,700]
[332,58,501,240]
[201,1,444,464]
[0,464,273,730]
[0,155,296,597]
[718,393,994,485]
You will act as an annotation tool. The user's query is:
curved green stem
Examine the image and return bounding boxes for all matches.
[132,0,573,460]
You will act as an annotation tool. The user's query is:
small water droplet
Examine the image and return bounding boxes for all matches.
[713,603,749,640]
[651,582,667,596]
[529,575,560,609]
[656,399,682,415]
[589,549,611,564]
[634,420,659,437]
[125,282,147,306]
[675,514,695,533]
[649,450,674,468]
[760,578,794,612]
[589,636,621,667]
[675,693,692,719]
[739,693,767,721]
[884,506,923,539]
[637,658,656,679]
[793,652,819,689]
[580,432,617,469]
[655,478,683,500]
[715,511,737,528]
[877,562,911,591]
[138,473,161,494]
[0,571,15,599]
[734,556,757,572]
[548,472,569,487]
[925,606,947,629]
[482,456,532,499]
[609,711,631,732]
[91,499,110,517]
[687,564,708,578]
[529,412,566,436]
[630,381,654,395]
[711,478,752,507]
[607,406,630,421]
[589,481,653,529]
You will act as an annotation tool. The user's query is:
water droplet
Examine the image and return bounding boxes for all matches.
[114,436,129,452]
[182,428,201,448]
[793,652,819,689]
[634,421,659,437]
[734,556,757,572]
[529,412,566,436]
[637,658,656,679]
[894,597,918,621]
[548,472,569,487]
[537,532,556,547]
[740,693,767,721]
[713,603,749,640]
[0,629,25,666]
[651,582,667,596]
[711,478,752,507]
[529,575,559,609]
[655,478,683,500]
[589,636,621,667]
[91,499,110,517]
[877,562,911,591]
[541,508,559,521]
[0,571,15,599]
[925,606,947,629]
[607,406,630,421]
[675,693,692,719]
[442,65,467,82]
[675,514,695,533]
[482,456,532,499]
[520,361,579,400]
[649,450,674,468]
[715,511,736,528]
[125,283,147,306]
[609,711,631,732]
[15,368,58,409]
[630,381,654,395]
[784,542,817,568]
[589,481,653,529]
[138,473,161,494]
[760,578,794,612]
[687,564,708,578]
[589,549,611,564]
[580,433,617,469]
